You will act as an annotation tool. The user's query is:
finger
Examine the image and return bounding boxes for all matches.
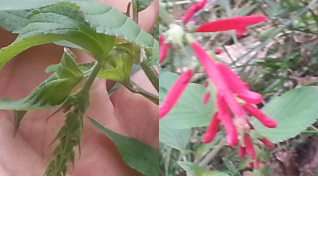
[110,70,159,148]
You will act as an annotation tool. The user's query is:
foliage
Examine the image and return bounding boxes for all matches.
[159,0,318,176]
[0,0,159,176]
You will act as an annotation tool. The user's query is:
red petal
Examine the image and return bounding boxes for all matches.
[235,26,247,37]
[214,48,223,54]
[222,91,246,120]
[217,96,238,146]
[159,35,164,46]
[159,43,170,63]
[242,15,267,24]
[196,15,266,33]
[190,42,228,91]
[181,0,207,23]
[238,146,246,158]
[243,133,255,159]
[260,138,274,148]
[217,64,262,104]
[159,70,193,119]
[242,104,277,128]
[202,112,220,143]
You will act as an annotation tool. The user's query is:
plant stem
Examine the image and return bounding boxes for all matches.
[140,60,159,91]
[132,0,139,23]
[82,61,102,93]
[198,138,226,167]
[125,81,159,105]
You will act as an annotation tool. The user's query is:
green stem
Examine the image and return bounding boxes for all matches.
[125,81,159,105]
[140,60,159,92]
[82,61,102,93]
[198,138,226,167]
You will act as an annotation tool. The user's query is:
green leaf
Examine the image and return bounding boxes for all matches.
[0,3,116,68]
[202,171,229,176]
[0,48,84,110]
[159,120,191,151]
[177,161,205,176]
[14,110,27,136]
[0,0,90,10]
[0,10,29,32]
[159,70,215,129]
[134,0,155,12]
[0,0,159,65]
[97,50,133,84]
[89,118,159,176]
[252,87,318,143]
[178,161,228,176]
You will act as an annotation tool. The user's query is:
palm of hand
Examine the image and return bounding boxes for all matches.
[0,36,158,176]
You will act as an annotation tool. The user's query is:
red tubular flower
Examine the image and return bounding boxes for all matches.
[196,15,266,37]
[217,96,238,146]
[216,64,262,104]
[191,42,246,122]
[190,42,228,91]
[159,70,193,119]
[181,0,207,23]
[238,146,246,158]
[159,43,170,63]
[159,35,164,46]
[215,48,223,54]
[202,113,220,143]
[260,138,274,148]
[243,133,255,159]
[202,93,210,104]
[242,104,277,128]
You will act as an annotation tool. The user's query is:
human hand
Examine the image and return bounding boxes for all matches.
[0,0,159,176]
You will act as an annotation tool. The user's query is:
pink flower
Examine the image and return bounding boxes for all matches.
[244,133,255,159]
[242,104,277,128]
[159,42,170,63]
[190,42,246,122]
[159,70,193,119]
[202,113,220,143]
[216,64,262,104]
[238,146,246,158]
[214,48,223,54]
[196,15,266,37]
[181,0,207,23]
[190,42,228,91]
[260,138,274,148]
[159,35,164,46]
[217,95,238,146]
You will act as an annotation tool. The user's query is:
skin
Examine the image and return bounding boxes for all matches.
[0,0,159,175]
